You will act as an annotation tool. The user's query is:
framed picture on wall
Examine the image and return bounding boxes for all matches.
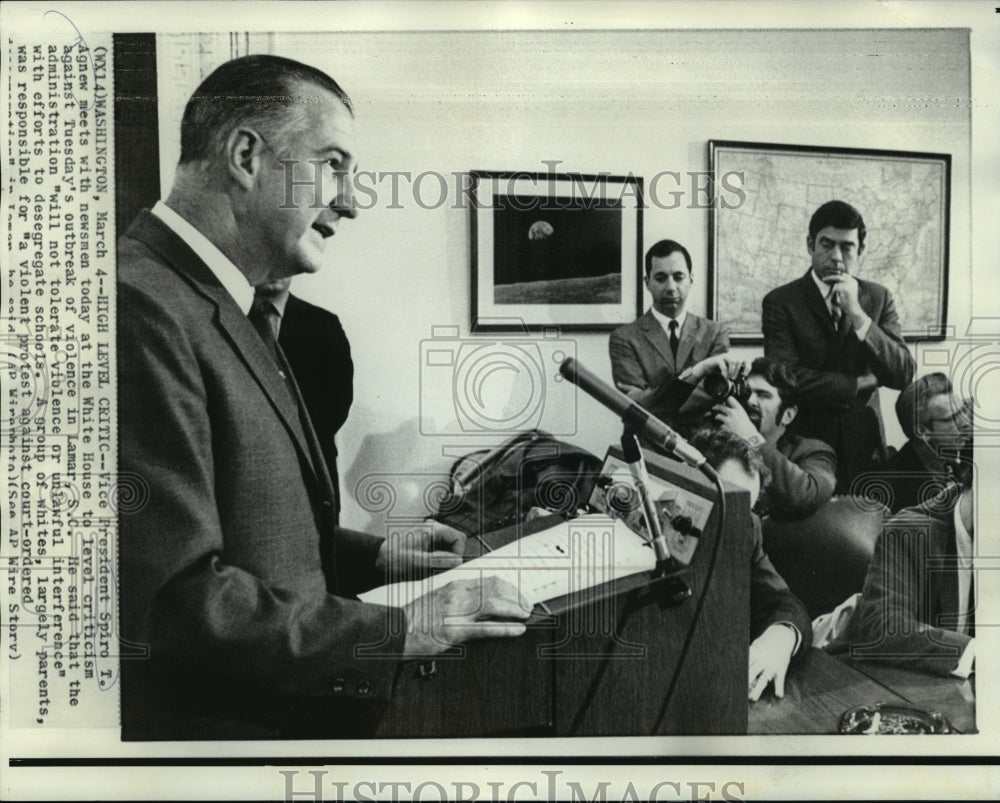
[708,140,951,344]
[470,171,644,333]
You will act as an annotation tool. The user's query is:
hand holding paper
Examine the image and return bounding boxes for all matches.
[376,521,469,581]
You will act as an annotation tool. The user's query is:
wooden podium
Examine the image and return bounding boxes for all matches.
[377,454,752,737]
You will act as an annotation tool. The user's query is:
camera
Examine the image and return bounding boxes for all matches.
[701,366,751,408]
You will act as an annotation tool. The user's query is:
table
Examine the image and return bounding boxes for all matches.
[749,648,976,734]
[846,659,976,734]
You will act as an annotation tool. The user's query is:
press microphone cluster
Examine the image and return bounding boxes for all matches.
[558,356,694,600]
[558,357,706,468]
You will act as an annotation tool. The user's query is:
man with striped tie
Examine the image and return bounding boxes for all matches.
[762,200,915,493]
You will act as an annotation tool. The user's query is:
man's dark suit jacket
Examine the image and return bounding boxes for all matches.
[868,439,953,515]
[762,270,915,493]
[759,433,837,521]
[826,485,971,676]
[609,309,730,395]
[751,515,813,656]
[279,294,353,513]
[117,211,404,740]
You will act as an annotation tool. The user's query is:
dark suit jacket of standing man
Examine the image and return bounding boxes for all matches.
[826,485,973,677]
[118,211,404,740]
[279,294,354,514]
[762,270,914,492]
[610,309,730,396]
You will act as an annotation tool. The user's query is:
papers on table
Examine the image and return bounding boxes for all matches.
[358,514,655,609]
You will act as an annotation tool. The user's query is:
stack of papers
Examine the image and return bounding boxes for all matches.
[359,514,655,609]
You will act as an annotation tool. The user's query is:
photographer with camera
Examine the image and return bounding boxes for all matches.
[709,358,837,520]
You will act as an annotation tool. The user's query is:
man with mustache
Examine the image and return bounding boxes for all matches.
[762,200,915,492]
[712,358,837,520]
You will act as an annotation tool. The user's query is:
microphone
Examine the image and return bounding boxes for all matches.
[559,357,705,468]
[620,432,673,566]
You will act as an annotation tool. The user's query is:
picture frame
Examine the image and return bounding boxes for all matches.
[470,170,643,333]
[708,140,951,344]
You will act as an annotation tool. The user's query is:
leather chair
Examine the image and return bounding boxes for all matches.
[761,496,888,619]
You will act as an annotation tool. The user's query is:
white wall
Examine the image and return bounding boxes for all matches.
[158,29,972,531]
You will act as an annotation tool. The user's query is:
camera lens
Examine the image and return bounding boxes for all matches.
[702,373,731,401]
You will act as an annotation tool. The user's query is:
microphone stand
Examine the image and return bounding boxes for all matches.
[620,429,692,605]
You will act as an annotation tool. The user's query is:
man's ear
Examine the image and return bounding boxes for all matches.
[806,234,815,254]
[225,127,267,190]
[780,406,797,428]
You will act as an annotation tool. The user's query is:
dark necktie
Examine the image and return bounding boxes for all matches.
[826,289,842,328]
[247,296,340,523]
[668,319,679,360]
[249,297,284,372]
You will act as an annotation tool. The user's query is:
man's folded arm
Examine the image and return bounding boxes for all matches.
[762,294,858,404]
[859,294,915,391]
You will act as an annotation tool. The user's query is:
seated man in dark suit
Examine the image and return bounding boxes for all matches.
[255,276,353,514]
[711,357,837,520]
[872,372,972,513]
[762,200,915,493]
[689,428,814,701]
[610,239,730,410]
[825,472,975,678]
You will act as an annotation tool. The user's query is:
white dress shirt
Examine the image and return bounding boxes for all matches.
[953,500,976,678]
[151,201,254,315]
[649,306,687,341]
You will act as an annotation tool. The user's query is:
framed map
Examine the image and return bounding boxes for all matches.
[708,141,951,344]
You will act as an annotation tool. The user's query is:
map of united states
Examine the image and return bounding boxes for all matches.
[715,149,947,341]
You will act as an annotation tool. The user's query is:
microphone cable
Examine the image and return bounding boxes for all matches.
[649,462,727,735]
[565,462,727,736]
